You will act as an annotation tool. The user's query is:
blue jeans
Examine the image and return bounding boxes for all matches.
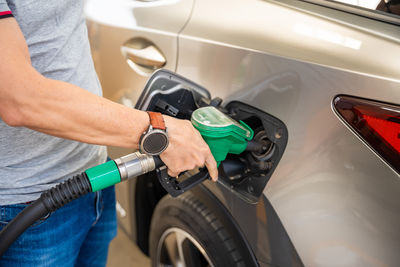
[0,186,117,266]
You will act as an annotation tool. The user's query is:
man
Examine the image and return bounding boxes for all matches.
[0,1,218,266]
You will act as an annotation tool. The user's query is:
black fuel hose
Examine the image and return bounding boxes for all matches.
[0,172,92,257]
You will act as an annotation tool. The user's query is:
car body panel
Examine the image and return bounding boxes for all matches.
[85,0,194,240]
[177,0,400,266]
[85,0,193,103]
[178,0,400,84]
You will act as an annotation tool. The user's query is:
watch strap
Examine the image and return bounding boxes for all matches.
[147,112,166,130]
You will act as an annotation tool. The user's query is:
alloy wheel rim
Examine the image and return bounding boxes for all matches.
[156,227,214,267]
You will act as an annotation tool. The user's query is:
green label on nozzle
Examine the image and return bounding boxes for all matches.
[191,106,254,165]
[86,160,121,192]
[191,106,251,138]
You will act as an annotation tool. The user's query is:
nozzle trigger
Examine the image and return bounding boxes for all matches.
[156,166,209,197]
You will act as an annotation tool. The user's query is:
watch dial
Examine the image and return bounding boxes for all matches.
[143,132,168,154]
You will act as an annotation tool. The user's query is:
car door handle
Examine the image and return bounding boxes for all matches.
[121,38,166,69]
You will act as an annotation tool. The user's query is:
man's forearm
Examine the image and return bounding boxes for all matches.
[0,17,148,149]
[14,75,149,149]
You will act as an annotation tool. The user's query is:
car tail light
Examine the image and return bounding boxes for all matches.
[333,95,400,174]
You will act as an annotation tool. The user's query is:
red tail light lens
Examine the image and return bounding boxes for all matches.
[333,95,400,174]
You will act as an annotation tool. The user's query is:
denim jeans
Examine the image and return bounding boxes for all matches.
[0,186,117,266]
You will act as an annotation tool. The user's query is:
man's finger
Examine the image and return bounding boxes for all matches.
[167,170,179,177]
[205,156,218,182]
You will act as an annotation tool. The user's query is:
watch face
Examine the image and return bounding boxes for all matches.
[142,130,169,155]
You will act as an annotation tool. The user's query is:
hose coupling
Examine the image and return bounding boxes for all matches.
[115,152,156,181]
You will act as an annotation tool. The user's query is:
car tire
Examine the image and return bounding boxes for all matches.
[149,191,246,267]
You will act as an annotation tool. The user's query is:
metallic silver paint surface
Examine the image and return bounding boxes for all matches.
[85,0,193,105]
[179,0,400,82]
[177,0,400,266]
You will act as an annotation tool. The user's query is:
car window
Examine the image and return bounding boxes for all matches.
[332,0,400,15]
[301,0,400,25]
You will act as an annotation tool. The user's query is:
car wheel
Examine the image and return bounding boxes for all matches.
[149,191,246,267]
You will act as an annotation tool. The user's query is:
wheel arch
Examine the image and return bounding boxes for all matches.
[132,172,259,267]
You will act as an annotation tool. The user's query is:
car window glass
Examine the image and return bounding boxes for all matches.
[331,0,400,16]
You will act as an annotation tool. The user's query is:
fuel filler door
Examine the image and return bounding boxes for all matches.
[135,69,210,119]
[136,69,288,203]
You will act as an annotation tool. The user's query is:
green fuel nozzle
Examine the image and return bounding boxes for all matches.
[87,106,255,192]
[191,106,254,166]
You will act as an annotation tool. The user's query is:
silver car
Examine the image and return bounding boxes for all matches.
[85,0,400,266]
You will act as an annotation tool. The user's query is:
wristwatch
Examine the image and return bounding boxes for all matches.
[139,112,169,155]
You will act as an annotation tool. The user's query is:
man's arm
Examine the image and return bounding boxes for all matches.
[0,18,218,180]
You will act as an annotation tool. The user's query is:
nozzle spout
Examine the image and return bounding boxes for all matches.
[245,140,267,153]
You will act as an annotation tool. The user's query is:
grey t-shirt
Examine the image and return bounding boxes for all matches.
[0,1,107,204]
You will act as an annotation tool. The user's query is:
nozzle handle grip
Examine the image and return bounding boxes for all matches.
[153,156,210,197]
[153,156,164,169]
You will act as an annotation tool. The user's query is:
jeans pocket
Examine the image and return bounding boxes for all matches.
[0,204,27,226]
[92,191,104,226]
[0,204,51,230]
[30,213,51,228]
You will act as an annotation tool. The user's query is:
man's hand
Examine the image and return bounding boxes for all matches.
[160,115,218,182]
